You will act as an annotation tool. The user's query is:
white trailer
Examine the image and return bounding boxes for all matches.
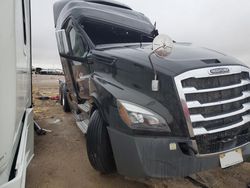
[0,0,34,187]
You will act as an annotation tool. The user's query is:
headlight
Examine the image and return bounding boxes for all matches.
[117,100,171,132]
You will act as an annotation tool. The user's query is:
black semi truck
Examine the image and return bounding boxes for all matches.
[53,0,250,178]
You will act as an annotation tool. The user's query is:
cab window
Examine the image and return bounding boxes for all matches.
[69,27,87,58]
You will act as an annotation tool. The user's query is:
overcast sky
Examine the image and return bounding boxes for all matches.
[32,0,250,69]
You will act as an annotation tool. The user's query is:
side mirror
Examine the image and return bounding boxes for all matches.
[152,34,174,58]
[55,29,69,54]
[149,34,174,92]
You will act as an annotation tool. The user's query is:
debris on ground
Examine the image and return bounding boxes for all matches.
[36,96,50,100]
[50,118,61,125]
[36,95,59,101]
[34,121,48,135]
[50,95,60,100]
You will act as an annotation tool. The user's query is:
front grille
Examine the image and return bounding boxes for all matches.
[189,99,250,118]
[195,123,250,154]
[185,85,250,103]
[192,111,248,130]
[175,66,250,154]
[182,72,249,89]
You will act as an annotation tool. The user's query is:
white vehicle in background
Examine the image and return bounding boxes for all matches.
[0,0,34,187]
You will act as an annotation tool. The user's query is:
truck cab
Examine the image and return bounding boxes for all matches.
[54,0,250,178]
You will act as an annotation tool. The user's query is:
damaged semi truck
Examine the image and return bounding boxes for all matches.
[54,0,250,178]
[0,0,34,187]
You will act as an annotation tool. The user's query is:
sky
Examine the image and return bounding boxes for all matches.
[31,0,250,69]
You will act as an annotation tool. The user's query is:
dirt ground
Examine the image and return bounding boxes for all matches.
[27,75,250,188]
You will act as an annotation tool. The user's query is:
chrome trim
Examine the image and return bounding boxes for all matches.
[174,65,250,138]
[209,67,230,75]
[187,91,250,108]
[193,114,250,135]
[177,65,248,79]
[175,80,194,137]
[191,102,250,122]
[197,142,250,157]
[183,79,250,94]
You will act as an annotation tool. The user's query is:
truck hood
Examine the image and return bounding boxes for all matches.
[96,43,246,76]
[93,43,248,137]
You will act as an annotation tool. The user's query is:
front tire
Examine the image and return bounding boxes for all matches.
[86,110,116,174]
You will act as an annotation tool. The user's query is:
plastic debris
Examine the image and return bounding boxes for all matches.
[36,95,60,101]
[52,119,61,124]
[36,96,50,100]
[34,121,49,135]
[50,95,59,100]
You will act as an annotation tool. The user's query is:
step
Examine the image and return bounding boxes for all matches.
[76,119,89,134]
[78,101,90,113]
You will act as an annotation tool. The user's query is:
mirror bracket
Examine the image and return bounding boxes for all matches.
[149,34,174,92]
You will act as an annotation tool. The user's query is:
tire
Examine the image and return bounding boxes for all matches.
[62,85,70,112]
[86,110,116,174]
[59,85,63,105]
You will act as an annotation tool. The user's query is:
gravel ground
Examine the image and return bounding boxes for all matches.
[26,75,250,188]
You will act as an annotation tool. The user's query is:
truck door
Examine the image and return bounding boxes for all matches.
[66,24,91,101]
[55,25,76,103]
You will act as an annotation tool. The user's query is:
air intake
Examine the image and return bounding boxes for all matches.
[202,59,221,64]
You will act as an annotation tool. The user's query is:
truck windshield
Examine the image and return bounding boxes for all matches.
[80,20,154,45]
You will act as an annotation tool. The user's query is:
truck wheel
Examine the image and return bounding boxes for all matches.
[86,110,116,174]
[62,85,70,112]
[59,85,63,105]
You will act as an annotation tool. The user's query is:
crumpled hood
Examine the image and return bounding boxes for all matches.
[97,43,246,76]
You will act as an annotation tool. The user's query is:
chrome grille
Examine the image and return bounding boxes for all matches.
[195,122,250,154]
[175,66,250,154]
[175,66,250,138]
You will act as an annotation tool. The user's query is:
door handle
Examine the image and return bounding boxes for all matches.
[87,54,94,64]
